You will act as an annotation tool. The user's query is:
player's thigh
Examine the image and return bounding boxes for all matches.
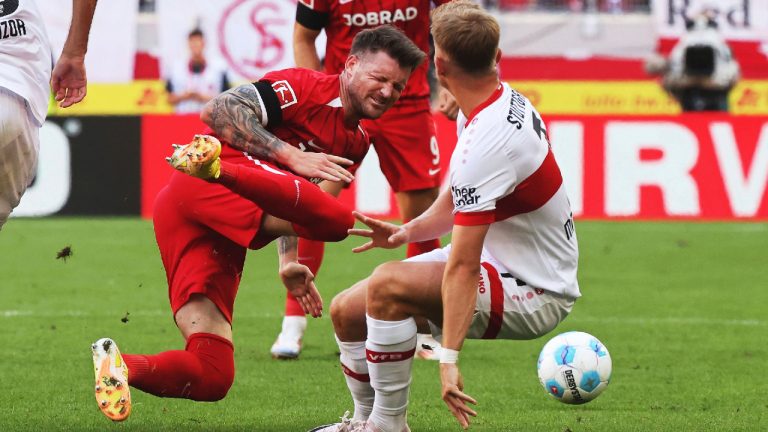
[368,249,448,323]
[394,187,439,220]
[369,104,440,193]
[467,263,575,340]
[154,176,250,326]
[0,91,39,225]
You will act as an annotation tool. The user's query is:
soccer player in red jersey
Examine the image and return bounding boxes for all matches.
[269,0,459,361]
[88,26,425,422]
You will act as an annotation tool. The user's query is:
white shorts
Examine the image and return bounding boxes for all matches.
[406,244,576,341]
[0,87,40,229]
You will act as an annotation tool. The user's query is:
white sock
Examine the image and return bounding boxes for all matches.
[366,315,417,432]
[280,315,306,340]
[336,336,374,421]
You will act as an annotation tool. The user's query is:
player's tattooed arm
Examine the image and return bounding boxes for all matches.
[277,235,299,267]
[201,83,289,161]
[201,83,355,183]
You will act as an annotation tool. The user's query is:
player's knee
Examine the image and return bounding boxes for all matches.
[321,208,354,242]
[330,291,359,335]
[191,368,234,402]
[367,262,408,315]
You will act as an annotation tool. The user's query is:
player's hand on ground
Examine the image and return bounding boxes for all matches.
[279,262,323,318]
[436,87,459,121]
[440,363,477,429]
[51,54,88,108]
[348,211,409,253]
[283,147,355,183]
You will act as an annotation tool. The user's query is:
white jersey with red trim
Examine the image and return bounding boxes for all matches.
[0,0,52,126]
[450,82,580,299]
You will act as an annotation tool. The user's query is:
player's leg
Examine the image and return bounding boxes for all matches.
[369,105,443,360]
[270,238,322,359]
[364,260,445,431]
[118,180,246,400]
[369,103,442,258]
[271,181,342,359]
[91,174,258,420]
[167,136,354,242]
[465,259,576,342]
[395,187,441,257]
[0,88,39,230]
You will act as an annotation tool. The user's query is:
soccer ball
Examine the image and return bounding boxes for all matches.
[536,331,612,404]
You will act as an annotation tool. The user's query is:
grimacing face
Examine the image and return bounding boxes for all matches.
[346,51,411,120]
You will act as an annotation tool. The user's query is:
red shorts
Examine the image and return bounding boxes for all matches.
[365,98,440,193]
[153,150,280,323]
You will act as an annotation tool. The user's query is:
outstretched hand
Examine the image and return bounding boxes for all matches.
[51,54,88,108]
[347,211,409,253]
[440,363,477,429]
[280,262,323,318]
[284,149,355,183]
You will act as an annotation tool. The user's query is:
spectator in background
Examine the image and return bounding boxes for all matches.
[645,12,740,112]
[165,28,229,113]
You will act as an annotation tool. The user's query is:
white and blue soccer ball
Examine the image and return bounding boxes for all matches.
[536,331,612,404]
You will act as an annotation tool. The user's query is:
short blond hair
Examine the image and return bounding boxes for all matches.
[431,0,500,76]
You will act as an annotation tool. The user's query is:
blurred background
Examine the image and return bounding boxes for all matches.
[14,0,768,222]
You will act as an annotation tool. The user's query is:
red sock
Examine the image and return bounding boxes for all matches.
[403,218,440,258]
[122,333,234,401]
[217,162,354,242]
[285,239,326,316]
[406,239,441,258]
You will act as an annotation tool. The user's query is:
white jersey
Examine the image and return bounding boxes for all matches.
[450,83,580,299]
[0,0,52,126]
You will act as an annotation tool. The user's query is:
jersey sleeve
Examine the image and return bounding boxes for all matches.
[451,127,518,226]
[256,69,312,128]
[296,0,330,31]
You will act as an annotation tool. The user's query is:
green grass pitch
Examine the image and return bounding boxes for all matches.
[0,218,766,431]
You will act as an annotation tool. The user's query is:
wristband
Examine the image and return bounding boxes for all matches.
[440,348,460,364]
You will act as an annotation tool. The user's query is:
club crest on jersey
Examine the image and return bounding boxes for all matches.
[271,80,297,109]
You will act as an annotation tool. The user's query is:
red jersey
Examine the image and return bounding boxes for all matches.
[247,67,370,176]
[296,0,450,103]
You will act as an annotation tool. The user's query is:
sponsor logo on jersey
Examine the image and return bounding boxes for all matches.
[0,0,20,18]
[451,186,480,207]
[0,18,25,39]
[271,80,297,109]
[342,7,417,27]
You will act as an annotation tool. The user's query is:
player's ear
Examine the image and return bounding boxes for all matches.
[495,49,502,65]
[344,54,360,75]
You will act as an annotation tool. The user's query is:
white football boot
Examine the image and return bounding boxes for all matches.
[308,412,411,432]
[270,315,307,359]
[91,338,131,421]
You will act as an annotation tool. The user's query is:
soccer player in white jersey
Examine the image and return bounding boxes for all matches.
[310,2,580,431]
[0,0,97,229]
